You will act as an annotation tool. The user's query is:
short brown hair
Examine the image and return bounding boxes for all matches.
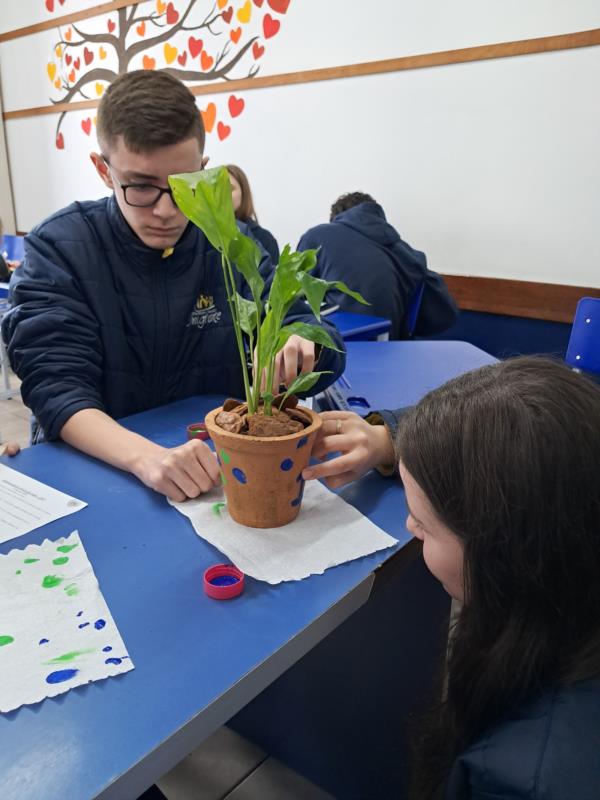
[97,70,205,154]
[226,164,258,222]
[330,191,376,221]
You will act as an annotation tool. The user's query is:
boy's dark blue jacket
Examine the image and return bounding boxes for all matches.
[298,202,458,340]
[2,196,344,442]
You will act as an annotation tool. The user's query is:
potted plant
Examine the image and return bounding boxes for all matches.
[168,166,366,527]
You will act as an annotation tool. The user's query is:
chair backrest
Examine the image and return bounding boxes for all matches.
[406,282,425,338]
[1,234,25,263]
[565,297,600,374]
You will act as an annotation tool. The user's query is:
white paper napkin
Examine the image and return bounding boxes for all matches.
[170,481,398,584]
[0,531,133,713]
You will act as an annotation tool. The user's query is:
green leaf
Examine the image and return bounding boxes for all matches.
[330,279,370,305]
[297,273,329,319]
[235,293,258,337]
[280,371,331,405]
[229,233,264,306]
[275,322,341,354]
[169,166,238,253]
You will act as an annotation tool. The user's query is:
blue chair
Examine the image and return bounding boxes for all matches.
[565,297,600,375]
[1,234,25,263]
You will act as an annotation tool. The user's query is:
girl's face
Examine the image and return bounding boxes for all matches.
[229,174,242,214]
[400,462,465,601]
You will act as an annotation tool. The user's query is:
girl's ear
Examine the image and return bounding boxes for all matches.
[90,152,113,189]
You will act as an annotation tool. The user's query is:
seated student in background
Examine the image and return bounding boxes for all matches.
[297,192,458,339]
[227,164,280,264]
[2,70,344,503]
[304,357,600,800]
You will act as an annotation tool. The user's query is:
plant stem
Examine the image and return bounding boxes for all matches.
[221,253,253,411]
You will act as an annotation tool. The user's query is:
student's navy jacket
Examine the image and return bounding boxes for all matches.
[297,202,458,340]
[244,219,280,266]
[2,196,344,442]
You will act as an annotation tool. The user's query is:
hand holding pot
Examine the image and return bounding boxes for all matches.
[302,411,395,489]
[133,439,221,502]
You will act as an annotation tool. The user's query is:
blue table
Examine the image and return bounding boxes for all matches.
[0,341,495,800]
[326,310,391,341]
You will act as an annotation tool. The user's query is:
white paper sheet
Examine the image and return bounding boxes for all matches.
[170,481,398,584]
[0,531,133,713]
[0,463,87,544]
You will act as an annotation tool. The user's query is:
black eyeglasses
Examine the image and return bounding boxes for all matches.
[102,156,203,208]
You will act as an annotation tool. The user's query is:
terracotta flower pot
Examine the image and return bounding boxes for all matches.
[204,405,322,528]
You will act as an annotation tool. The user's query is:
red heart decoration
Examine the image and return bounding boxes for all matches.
[45,0,54,11]
[263,13,280,38]
[252,41,264,59]
[217,121,231,141]
[81,118,92,136]
[228,95,245,118]
[107,19,116,33]
[188,36,203,57]
[222,6,233,23]
[65,53,72,66]
[84,47,93,66]
[58,0,65,4]
[253,0,264,6]
[166,2,179,24]
[55,132,64,149]
[267,0,290,13]
[177,51,187,66]
[74,57,80,70]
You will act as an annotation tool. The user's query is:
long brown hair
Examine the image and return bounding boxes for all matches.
[398,357,600,798]
[226,164,258,222]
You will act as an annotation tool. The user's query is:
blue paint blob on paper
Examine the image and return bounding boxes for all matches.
[39,638,49,645]
[46,668,79,684]
[94,619,106,630]
[105,657,122,665]
[280,458,293,472]
[296,436,308,449]
[78,622,90,629]
[102,646,113,652]
[232,467,247,484]
[76,611,83,617]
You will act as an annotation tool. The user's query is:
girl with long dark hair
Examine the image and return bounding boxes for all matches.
[226,164,280,265]
[304,357,600,799]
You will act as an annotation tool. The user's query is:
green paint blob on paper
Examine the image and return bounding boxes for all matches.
[52,556,69,566]
[0,635,14,647]
[42,575,63,589]
[57,544,79,553]
[44,648,94,665]
[15,570,22,575]
[219,449,231,465]
[212,502,226,517]
[24,558,39,564]
[64,584,79,597]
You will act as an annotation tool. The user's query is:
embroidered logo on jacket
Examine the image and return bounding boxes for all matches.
[188,293,222,329]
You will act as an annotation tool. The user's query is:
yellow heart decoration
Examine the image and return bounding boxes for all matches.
[55,45,62,57]
[156,0,166,13]
[96,82,104,96]
[164,42,178,64]
[93,116,97,126]
[99,46,107,60]
[47,62,57,82]
[237,0,251,23]
[54,78,61,89]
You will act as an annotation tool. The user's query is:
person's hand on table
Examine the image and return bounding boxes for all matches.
[1,442,21,456]
[131,439,221,502]
[302,410,395,489]
[259,334,316,392]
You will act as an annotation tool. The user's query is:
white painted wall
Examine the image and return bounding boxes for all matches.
[0,0,599,286]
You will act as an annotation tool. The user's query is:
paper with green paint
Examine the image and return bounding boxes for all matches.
[0,463,87,544]
[0,531,133,713]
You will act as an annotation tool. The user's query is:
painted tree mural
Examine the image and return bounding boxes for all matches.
[45,0,291,149]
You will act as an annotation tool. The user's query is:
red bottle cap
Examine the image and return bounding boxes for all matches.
[204,564,245,600]
[187,421,210,441]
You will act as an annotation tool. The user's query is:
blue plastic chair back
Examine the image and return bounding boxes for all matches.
[406,282,425,337]
[1,234,25,263]
[565,297,600,374]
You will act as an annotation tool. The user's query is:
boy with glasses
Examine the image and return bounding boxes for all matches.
[2,70,344,502]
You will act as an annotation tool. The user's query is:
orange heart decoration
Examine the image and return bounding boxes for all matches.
[164,43,178,64]
[217,0,228,8]
[65,28,72,41]
[228,94,244,118]
[201,102,216,133]
[137,21,146,36]
[217,122,231,141]
[99,47,107,59]
[200,50,214,70]
[54,78,61,89]
[68,68,76,82]
[143,55,156,70]
[47,62,57,82]
[237,0,251,23]
[230,27,241,44]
